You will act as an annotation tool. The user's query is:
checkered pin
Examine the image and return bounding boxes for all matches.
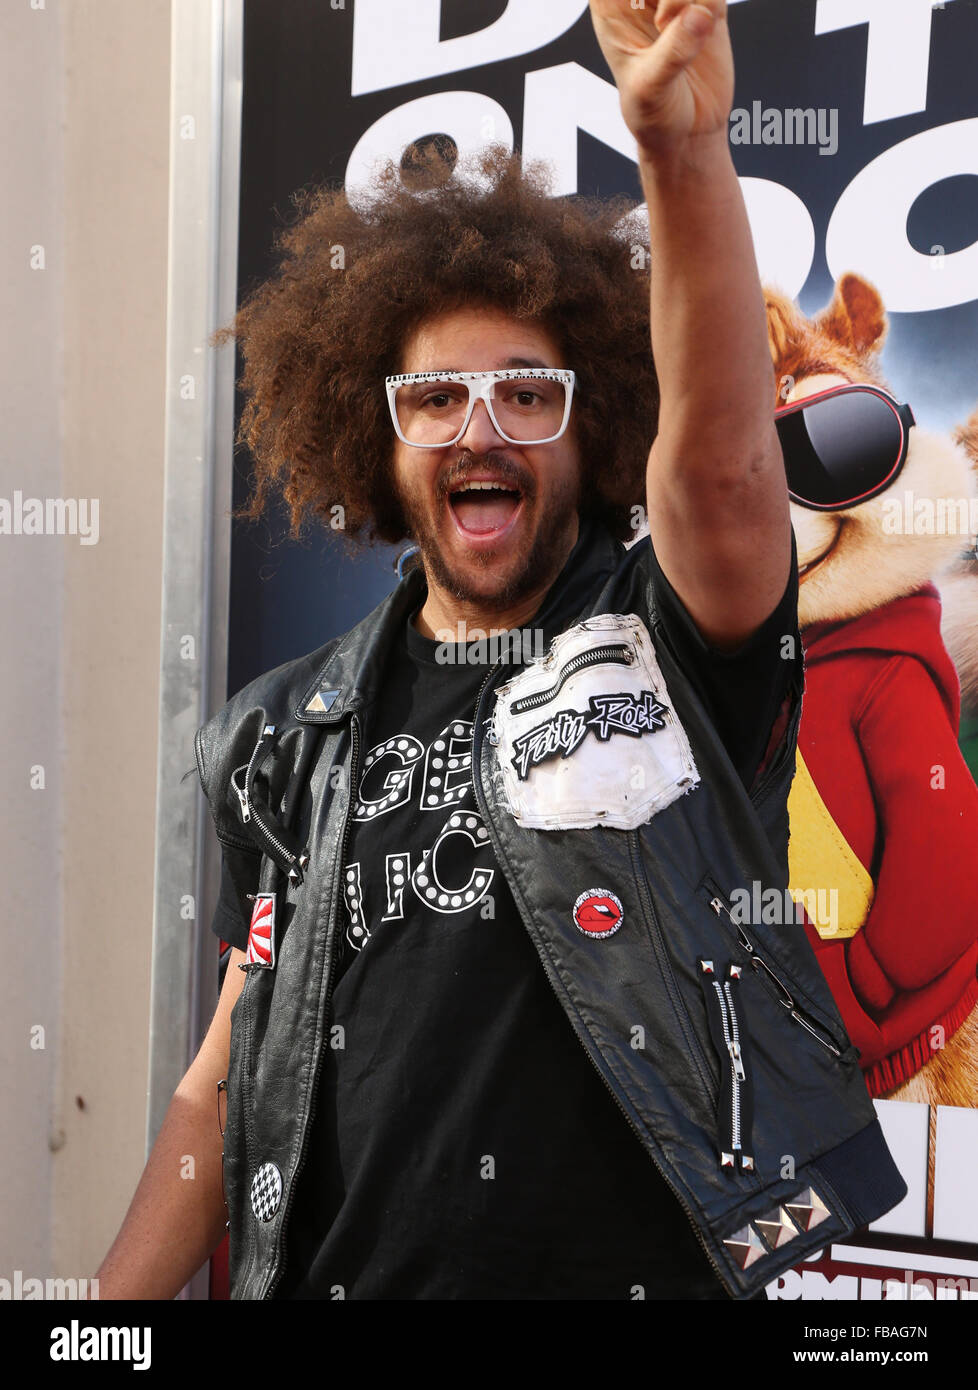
[246,893,276,968]
[251,1162,283,1222]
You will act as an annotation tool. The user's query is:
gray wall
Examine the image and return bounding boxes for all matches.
[0,0,171,1281]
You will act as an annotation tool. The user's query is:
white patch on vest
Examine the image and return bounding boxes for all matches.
[492,614,699,830]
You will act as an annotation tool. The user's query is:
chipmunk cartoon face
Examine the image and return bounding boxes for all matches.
[766,273,974,628]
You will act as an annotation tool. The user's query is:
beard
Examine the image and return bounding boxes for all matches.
[397,450,581,614]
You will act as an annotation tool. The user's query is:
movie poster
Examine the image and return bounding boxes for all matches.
[228,0,978,1302]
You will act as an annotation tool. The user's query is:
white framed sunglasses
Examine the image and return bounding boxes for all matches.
[385,368,576,447]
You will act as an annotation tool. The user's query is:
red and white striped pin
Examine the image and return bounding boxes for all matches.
[245,893,276,968]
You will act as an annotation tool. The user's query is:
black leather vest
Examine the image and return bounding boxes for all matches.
[195,521,906,1299]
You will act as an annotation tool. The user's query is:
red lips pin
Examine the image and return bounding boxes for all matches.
[573,889,624,938]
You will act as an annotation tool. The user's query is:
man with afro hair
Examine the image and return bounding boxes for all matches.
[96,2,893,1301]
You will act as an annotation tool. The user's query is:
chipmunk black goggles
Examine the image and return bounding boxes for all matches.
[775,383,915,512]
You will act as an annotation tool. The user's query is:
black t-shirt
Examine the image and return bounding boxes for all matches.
[215,526,800,1300]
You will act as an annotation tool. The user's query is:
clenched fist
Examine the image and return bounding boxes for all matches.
[589,0,734,158]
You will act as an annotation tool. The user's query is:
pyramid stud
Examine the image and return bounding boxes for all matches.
[729,964,742,979]
[755,1205,799,1249]
[700,959,715,974]
[722,1224,767,1270]
[740,1154,754,1172]
[305,688,339,714]
[785,1187,830,1232]
[721,1151,735,1168]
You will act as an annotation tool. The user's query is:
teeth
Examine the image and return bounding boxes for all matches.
[456,481,511,492]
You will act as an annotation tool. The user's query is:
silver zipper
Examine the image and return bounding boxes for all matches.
[711,977,744,1150]
[232,761,296,867]
[232,724,310,882]
[232,771,252,823]
[510,643,633,714]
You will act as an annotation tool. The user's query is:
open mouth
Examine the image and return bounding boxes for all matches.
[447,479,525,540]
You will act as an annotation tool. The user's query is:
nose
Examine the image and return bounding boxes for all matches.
[456,395,506,453]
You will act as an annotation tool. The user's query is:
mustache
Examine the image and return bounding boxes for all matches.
[437,452,536,499]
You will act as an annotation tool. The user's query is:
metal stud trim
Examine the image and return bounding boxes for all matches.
[721,1224,767,1270]
[304,688,340,715]
[755,1205,800,1249]
[785,1186,830,1232]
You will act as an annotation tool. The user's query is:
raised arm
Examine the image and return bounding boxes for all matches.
[591,0,790,649]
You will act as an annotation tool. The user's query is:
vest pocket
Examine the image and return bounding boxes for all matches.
[700,877,853,1062]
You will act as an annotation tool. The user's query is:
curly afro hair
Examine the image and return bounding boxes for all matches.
[215,146,658,545]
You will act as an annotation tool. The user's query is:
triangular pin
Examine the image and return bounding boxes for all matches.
[721,1225,767,1270]
[755,1206,798,1249]
[305,688,340,714]
[785,1187,830,1232]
